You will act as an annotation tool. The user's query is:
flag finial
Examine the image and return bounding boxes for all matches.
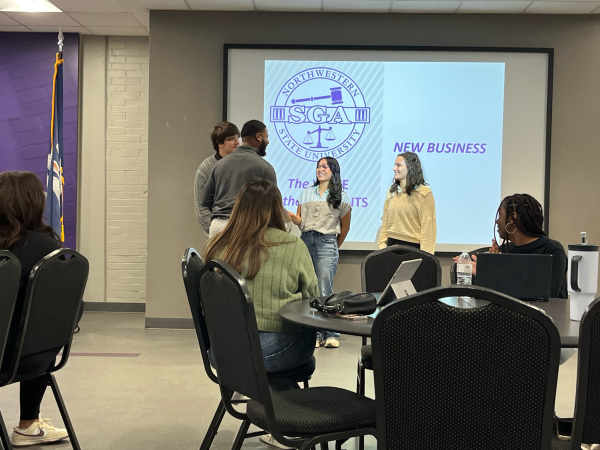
[58,26,64,52]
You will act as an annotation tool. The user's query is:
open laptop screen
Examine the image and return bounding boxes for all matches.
[376,259,423,306]
[475,253,552,301]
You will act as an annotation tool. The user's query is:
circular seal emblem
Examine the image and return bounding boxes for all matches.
[269,67,370,162]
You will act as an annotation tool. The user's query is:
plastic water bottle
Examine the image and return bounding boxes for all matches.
[456,251,473,286]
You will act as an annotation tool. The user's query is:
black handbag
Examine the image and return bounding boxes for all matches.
[310,291,377,315]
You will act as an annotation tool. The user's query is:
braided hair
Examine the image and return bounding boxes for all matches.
[313,157,342,209]
[389,152,427,196]
[495,193,545,252]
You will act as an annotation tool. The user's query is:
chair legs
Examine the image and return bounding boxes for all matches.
[47,373,80,450]
[0,408,14,450]
[232,420,250,450]
[200,400,227,450]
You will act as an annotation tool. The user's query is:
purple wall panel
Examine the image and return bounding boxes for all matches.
[0,32,79,250]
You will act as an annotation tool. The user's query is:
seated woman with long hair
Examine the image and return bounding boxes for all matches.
[464,193,567,299]
[203,179,319,391]
[0,171,69,447]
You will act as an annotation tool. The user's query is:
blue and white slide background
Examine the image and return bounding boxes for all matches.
[264,60,505,247]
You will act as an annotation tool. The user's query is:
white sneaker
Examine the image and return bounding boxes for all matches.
[315,339,322,348]
[260,433,295,449]
[324,337,340,348]
[11,417,68,447]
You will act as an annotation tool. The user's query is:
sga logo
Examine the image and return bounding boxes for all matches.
[269,67,370,162]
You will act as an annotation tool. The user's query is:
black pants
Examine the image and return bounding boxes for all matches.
[387,238,421,250]
[14,349,61,420]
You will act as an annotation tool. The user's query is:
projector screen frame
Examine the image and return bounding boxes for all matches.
[223,44,554,254]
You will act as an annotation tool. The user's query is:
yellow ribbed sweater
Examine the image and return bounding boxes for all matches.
[378,186,437,254]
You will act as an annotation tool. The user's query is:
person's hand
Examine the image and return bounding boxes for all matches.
[490,239,500,254]
[288,211,302,226]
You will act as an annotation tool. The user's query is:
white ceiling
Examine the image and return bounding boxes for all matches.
[1,0,599,35]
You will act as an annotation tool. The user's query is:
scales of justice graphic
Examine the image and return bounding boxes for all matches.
[292,87,341,150]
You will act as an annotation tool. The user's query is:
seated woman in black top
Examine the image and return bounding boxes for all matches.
[0,171,69,446]
[468,193,567,299]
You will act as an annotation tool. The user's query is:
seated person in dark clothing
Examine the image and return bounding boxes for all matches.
[458,193,568,299]
[0,171,68,447]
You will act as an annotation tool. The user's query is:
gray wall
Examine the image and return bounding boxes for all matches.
[147,10,600,323]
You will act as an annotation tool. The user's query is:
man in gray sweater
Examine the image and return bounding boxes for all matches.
[194,121,240,236]
[202,120,277,237]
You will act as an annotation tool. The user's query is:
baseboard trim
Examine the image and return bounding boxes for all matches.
[145,317,194,329]
[83,302,146,313]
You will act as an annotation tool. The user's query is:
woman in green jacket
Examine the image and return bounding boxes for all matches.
[203,179,319,389]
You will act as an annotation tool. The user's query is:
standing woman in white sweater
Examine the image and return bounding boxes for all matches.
[378,152,437,254]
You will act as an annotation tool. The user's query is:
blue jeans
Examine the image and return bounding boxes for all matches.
[301,231,340,341]
[260,329,317,391]
[209,330,316,392]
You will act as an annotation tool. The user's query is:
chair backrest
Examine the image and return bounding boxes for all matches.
[570,296,600,449]
[6,248,88,380]
[181,247,217,384]
[450,247,490,284]
[361,245,441,293]
[198,259,273,408]
[0,250,21,365]
[371,285,560,450]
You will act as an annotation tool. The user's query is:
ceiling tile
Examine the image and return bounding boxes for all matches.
[0,11,20,24]
[186,0,254,10]
[459,1,530,12]
[86,26,149,35]
[323,0,392,12]
[392,1,460,12]
[526,1,600,12]
[28,25,91,33]
[0,24,28,30]
[47,0,128,12]
[132,11,149,26]
[3,11,80,25]
[117,0,189,12]
[69,12,139,26]
[255,0,322,10]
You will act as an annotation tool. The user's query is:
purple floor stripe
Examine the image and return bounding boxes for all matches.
[58,352,141,357]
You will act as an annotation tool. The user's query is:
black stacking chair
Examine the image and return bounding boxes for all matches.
[371,285,561,450]
[0,251,21,450]
[355,245,442,449]
[0,249,88,450]
[450,246,490,284]
[198,259,376,450]
[357,245,441,392]
[552,296,600,450]
[182,248,316,450]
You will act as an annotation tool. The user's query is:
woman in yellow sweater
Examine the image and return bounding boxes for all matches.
[378,153,437,254]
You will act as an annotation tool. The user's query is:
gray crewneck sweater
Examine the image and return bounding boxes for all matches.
[201,145,277,220]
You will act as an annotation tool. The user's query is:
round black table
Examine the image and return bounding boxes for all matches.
[279,297,579,348]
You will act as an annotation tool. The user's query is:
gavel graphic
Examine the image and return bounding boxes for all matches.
[291,87,343,105]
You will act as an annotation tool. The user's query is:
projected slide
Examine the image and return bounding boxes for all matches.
[264,60,505,247]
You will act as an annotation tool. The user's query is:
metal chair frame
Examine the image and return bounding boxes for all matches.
[566,296,600,449]
[0,249,88,450]
[182,248,313,449]
[371,285,561,450]
[199,259,377,450]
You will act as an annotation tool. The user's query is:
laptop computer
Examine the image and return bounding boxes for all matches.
[475,253,553,301]
[376,259,422,306]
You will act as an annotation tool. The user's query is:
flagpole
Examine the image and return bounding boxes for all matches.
[58,26,63,56]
